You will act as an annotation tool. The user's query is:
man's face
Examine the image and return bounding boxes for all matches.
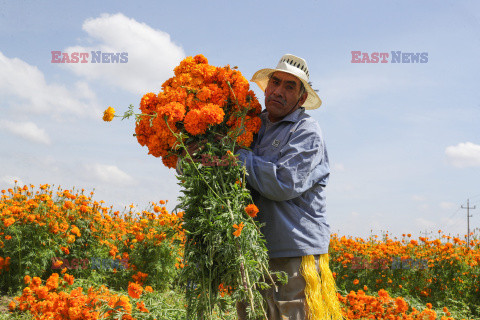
[264,71,308,123]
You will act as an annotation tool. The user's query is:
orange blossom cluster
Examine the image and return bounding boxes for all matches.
[9,273,151,319]
[135,54,262,169]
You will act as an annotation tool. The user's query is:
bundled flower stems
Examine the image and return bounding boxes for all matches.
[116,55,276,319]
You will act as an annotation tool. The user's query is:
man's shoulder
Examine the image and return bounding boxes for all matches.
[293,111,323,135]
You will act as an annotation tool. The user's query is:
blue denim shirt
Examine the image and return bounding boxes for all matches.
[237,107,330,258]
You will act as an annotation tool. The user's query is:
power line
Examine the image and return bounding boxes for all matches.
[448,215,466,230]
[470,200,480,208]
[447,207,462,220]
[469,193,480,200]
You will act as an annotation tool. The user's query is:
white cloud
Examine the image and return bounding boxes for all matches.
[0,120,51,145]
[85,163,135,185]
[63,13,185,94]
[445,142,480,168]
[0,175,24,188]
[0,51,100,119]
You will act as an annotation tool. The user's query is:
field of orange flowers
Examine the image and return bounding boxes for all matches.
[1,183,479,319]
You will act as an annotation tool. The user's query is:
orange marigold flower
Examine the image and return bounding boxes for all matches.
[353,279,359,285]
[162,154,178,169]
[0,257,11,272]
[158,101,186,123]
[24,275,32,285]
[103,106,115,121]
[421,290,429,297]
[395,297,409,313]
[132,271,148,284]
[140,92,158,113]
[3,217,15,228]
[34,286,48,299]
[70,226,81,237]
[244,204,259,218]
[31,276,42,287]
[63,274,74,285]
[426,303,432,309]
[116,295,133,313]
[46,273,59,290]
[136,301,149,313]
[53,259,64,268]
[68,306,82,320]
[233,222,244,237]
[63,200,75,210]
[184,103,225,135]
[145,286,154,293]
[378,289,389,299]
[128,282,143,299]
[194,54,208,64]
[7,300,16,311]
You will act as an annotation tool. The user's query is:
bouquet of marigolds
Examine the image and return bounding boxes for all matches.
[105,54,276,319]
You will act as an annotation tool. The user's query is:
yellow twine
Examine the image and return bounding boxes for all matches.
[301,254,344,320]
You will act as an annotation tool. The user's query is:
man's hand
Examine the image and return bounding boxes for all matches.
[180,139,207,158]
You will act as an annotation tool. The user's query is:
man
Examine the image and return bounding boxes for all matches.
[236,54,338,319]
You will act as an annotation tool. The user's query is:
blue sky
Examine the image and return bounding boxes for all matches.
[1,0,479,239]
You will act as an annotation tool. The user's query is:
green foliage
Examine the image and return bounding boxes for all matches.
[176,137,271,320]
[0,184,182,295]
[330,233,480,319]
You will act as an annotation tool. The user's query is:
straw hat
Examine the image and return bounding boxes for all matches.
[250,54,322,110]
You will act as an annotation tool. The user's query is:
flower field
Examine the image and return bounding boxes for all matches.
[1,183,480,319]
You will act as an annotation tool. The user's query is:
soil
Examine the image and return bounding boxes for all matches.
[0,295,13,313]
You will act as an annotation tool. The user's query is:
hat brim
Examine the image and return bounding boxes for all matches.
[250,68,322,110]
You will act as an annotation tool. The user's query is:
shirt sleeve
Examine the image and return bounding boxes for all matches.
[237,121,329,201]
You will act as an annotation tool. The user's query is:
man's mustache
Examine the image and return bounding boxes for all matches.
[266,95,286,106]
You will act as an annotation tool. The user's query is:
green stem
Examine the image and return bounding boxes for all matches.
[164,117,229,210]
[225,200,265,319]
[161,104,269,318]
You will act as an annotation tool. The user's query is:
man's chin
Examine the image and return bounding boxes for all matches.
[265,105,277,114]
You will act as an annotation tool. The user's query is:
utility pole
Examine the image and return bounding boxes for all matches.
[461,199,476,247]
